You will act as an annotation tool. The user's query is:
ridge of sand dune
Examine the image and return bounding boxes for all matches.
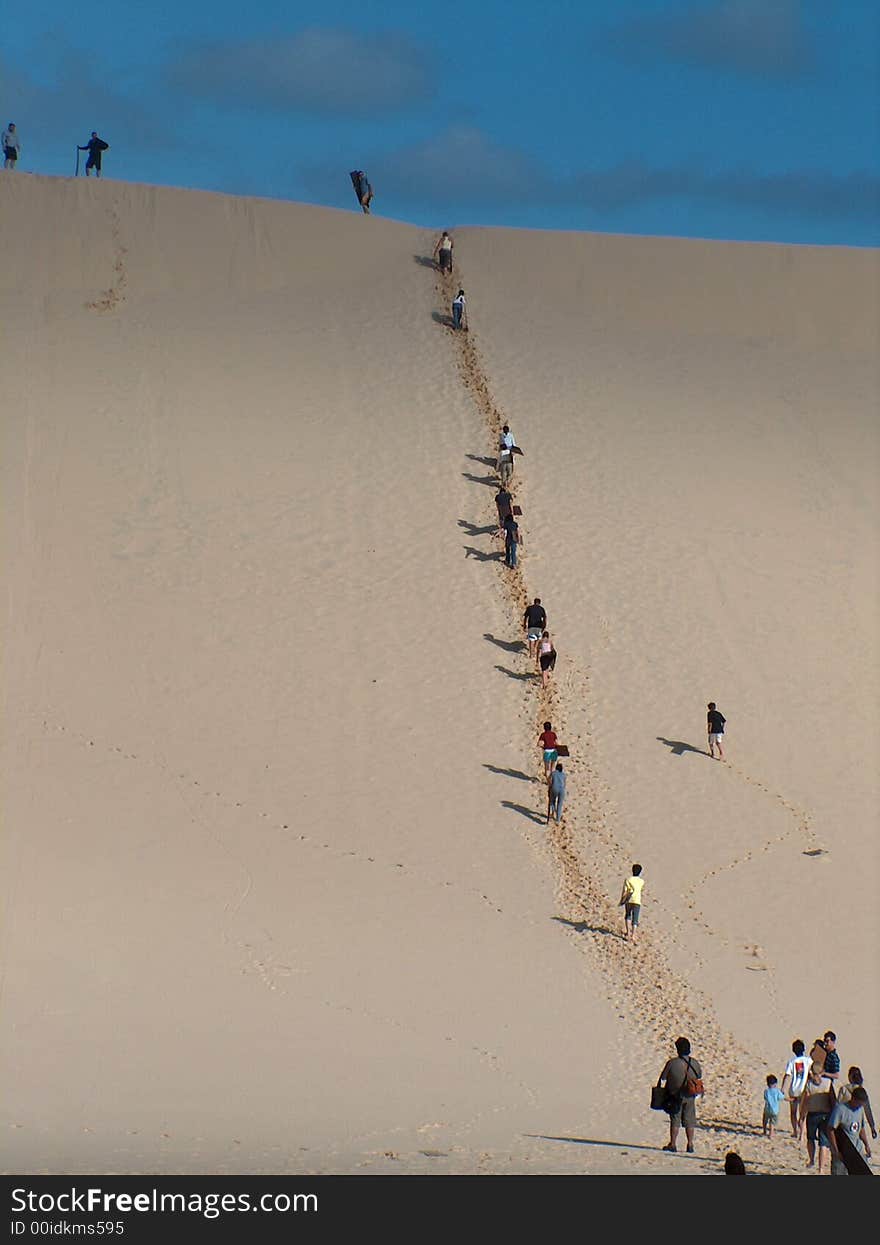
[2,176,877,1176]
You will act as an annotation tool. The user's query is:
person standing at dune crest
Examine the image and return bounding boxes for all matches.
[2,122,20,169]
[707,701,725,759]
[79,132,109,177]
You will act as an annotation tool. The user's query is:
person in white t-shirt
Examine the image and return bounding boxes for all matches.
[781,1039,813,1138]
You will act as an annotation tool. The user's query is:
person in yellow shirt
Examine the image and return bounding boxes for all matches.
[619,864,644,943]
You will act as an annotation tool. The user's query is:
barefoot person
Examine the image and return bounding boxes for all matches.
[798,1062,836,1173]
[658,1037,703,1154]
[523,598,546,658]
[497,439,514,488]
[433,230,453,274]
[452,289,467,330]
[707,702,726,759]
[78,131,109,177]
[837,1068,877,1140]
[781,1039,812,1138]
[763,1075,785,1138]
[547,762,566,824]
[2,122,20,169]
[828,1087,872,1174]
[538,722,558,780]
[537,632,556,688]
[503,512,521,568]
[497,425,516,477]
[619,864,644,943]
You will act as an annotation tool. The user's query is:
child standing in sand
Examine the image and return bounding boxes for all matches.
[707,702,726,759]
[763,1075,785,1138]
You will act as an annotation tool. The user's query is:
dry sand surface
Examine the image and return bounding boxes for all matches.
[1,176,878,1176]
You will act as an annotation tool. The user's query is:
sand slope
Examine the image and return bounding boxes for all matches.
[1,177,877,1175]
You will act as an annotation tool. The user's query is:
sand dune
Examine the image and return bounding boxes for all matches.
[1,176,877,1175]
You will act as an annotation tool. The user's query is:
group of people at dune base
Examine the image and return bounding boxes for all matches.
[1,124,109,175]
[653,1030,874,1172]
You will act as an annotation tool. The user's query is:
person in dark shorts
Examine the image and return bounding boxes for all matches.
[658,1036,703,1153]
[433,230,453,273]
[2,122,20,169]
[707,702,725,759]
[523,598,546,658]
[78,131,109,177]
[537,631,556,687]
[619,864,644,944]
[798,1062,836,1173]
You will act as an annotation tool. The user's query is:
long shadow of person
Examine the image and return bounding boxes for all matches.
[465,453,497,468]
[464,545,503,562]
[483,633,525,653]
[483,764,538,782]
[494,664,534,681]
[462,472,498,488]
[432,311,455,327]
[657,736,708,757]
[413,254,438,269]
[501,800,545,824]
[552,916,622,939]
[459,519,500,537]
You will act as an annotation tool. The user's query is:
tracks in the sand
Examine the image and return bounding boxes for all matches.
[431,254,792,1149]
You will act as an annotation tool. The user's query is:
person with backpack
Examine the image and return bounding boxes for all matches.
[78,131,109,177]
[781,1039,813,1138]
[707,702,726,759]
[658,1036,703,1153]
[2,122,20,169]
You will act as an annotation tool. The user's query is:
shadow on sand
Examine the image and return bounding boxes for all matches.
[465,453,498,468]
[461,471,497,488]
[432,310,455,328]
[657,736,707,758]
[483,764,538,783]
[483,632,525,653]
[501,800,546,824]
[552,916,623,939]
[494,664,534,682]
[523,1133,702,1159]
[464,545,503,562]
[459,519,500,537]
[413,254,438,270]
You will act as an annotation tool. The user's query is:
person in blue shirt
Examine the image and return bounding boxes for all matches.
[763,1074,786,1138]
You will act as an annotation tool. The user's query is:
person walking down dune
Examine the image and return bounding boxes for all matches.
[707,702,726,759]
[781,1039,813,1138]
[538,722,558,780]
[2,122,20,169]
[503,511,520,568]
[79,132,109,177]
[433,230,453,274]
[523,598,546,658]
[537,631,556,688]
[619,864,644,943]
[547,762,566,824]
[658,1037,703,1154]
[452,289,467,331]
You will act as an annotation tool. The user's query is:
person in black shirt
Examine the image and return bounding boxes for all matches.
[495,487,513,527]
[707,702,726,760]
[78,132,109,177]
[523,598,546,658]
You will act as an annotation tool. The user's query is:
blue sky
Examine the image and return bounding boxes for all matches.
[3,0,878,244]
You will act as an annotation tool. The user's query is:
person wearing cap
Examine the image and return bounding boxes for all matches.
[78,131,109,177]
[2,123,20,169]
